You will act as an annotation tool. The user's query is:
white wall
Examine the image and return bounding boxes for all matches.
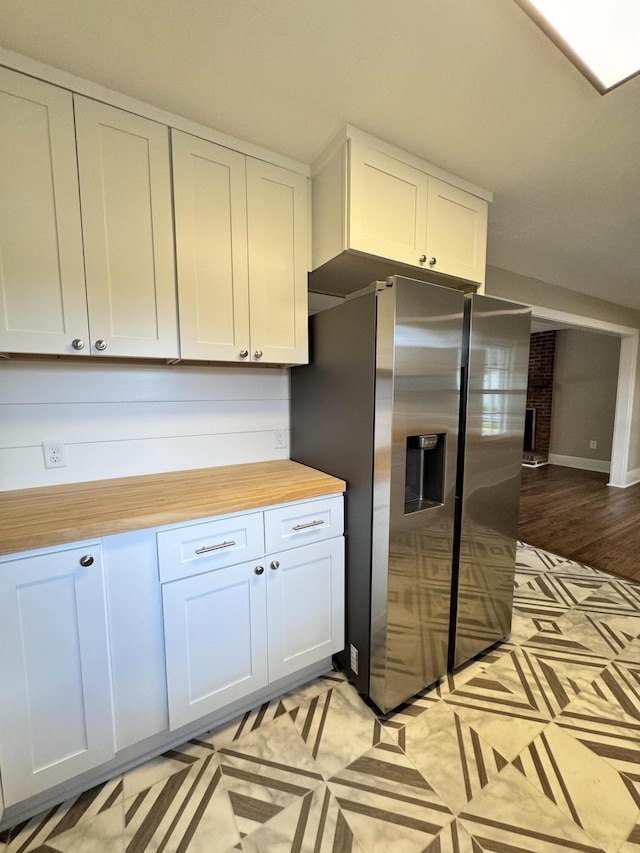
[550,329,620,470]
[0,360,290,491]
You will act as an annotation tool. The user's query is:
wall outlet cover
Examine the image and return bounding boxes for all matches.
[43,440,67,469]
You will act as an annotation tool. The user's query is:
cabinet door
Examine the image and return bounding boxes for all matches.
[0,68,89,355]
[162,560,268,730]
[74,96,178,358]
[426,177,488,284]
[0,544,114,805]
[172,132,251,361]
[348,140,428,267]
[246,159,308,365]
[267,538,344,682]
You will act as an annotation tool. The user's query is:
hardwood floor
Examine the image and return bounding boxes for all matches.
[518,463,640,583]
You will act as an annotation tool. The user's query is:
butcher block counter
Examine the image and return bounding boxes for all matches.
[0,460,346,556]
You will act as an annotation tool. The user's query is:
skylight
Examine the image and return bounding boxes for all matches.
[514,0,640,93]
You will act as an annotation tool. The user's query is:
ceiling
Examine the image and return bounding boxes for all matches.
[2,0,640,311]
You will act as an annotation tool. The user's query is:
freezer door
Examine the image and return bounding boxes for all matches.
[451,294,531,668]
[369,277,465,712]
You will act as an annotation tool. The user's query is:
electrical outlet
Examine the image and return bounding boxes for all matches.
[42,440,67,469]
[590,439,598,450]
[274,428,287,449]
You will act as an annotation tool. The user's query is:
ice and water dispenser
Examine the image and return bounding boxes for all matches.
[404,433,446,513]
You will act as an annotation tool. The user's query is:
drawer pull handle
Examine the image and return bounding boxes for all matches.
[292,519,325,531]
[195,540,236,555]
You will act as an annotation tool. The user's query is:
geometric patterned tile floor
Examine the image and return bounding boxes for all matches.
[2,542,640,853]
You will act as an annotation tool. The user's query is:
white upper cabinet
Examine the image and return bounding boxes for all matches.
[425,176,488,284]
[74,97,179,358]
[348,143,428,267]
[1,64,309,363]
[246,159,309,365]
[311,131,491,288]
[0,69,178,358]
[171,132,250,362]
[0,68,89,355]
[172,131,308,365]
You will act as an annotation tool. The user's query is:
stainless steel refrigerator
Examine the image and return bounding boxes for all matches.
[291,276,531,713]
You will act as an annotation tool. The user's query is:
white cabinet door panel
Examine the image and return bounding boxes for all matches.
[267,538,344,682]
[0,68,88,355]
[162,560,268,730]
[74,96,178,358]
[172,131,250,361]
[348,140,428,267]
[426,178,488,284]
[0,544,114,805]
[246,159,308,364]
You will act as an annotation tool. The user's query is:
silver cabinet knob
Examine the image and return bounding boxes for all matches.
[419,254,427,263]
[79,554,94,567]
[254,565,264,575]
[429,257,437,266]
[254,350,263,359]
[270,560,280,571]
[72,338,85,351]
[239,350,249,359]
[95,339,107,351]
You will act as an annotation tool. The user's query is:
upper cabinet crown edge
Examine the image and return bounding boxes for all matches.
[0,48,310,177]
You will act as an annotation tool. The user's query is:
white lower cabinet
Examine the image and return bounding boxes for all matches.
[160,496,345,731]
[162,559,269,730]
[162,538,344,731]
[0,492,344,815]
[266,538,344,682]
[0,543,114,806]
[102,530,169,750]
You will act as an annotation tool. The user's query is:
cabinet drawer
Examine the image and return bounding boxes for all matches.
[264,496,343,553]
[158,512,264,582]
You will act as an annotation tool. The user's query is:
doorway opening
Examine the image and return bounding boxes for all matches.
[526,303,638,488]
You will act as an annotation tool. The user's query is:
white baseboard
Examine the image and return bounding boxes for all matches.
[548,454,611,474]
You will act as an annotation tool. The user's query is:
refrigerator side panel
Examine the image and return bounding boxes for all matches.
[370,278,466,712]
[290,295,377,696]
[452,294,531,668]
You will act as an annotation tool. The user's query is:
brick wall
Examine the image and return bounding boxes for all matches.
[526,331,556,459]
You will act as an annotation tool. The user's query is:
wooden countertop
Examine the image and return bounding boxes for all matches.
[0,461,346,557]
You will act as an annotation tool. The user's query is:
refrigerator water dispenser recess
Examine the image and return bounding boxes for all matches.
[404,433,446,514]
